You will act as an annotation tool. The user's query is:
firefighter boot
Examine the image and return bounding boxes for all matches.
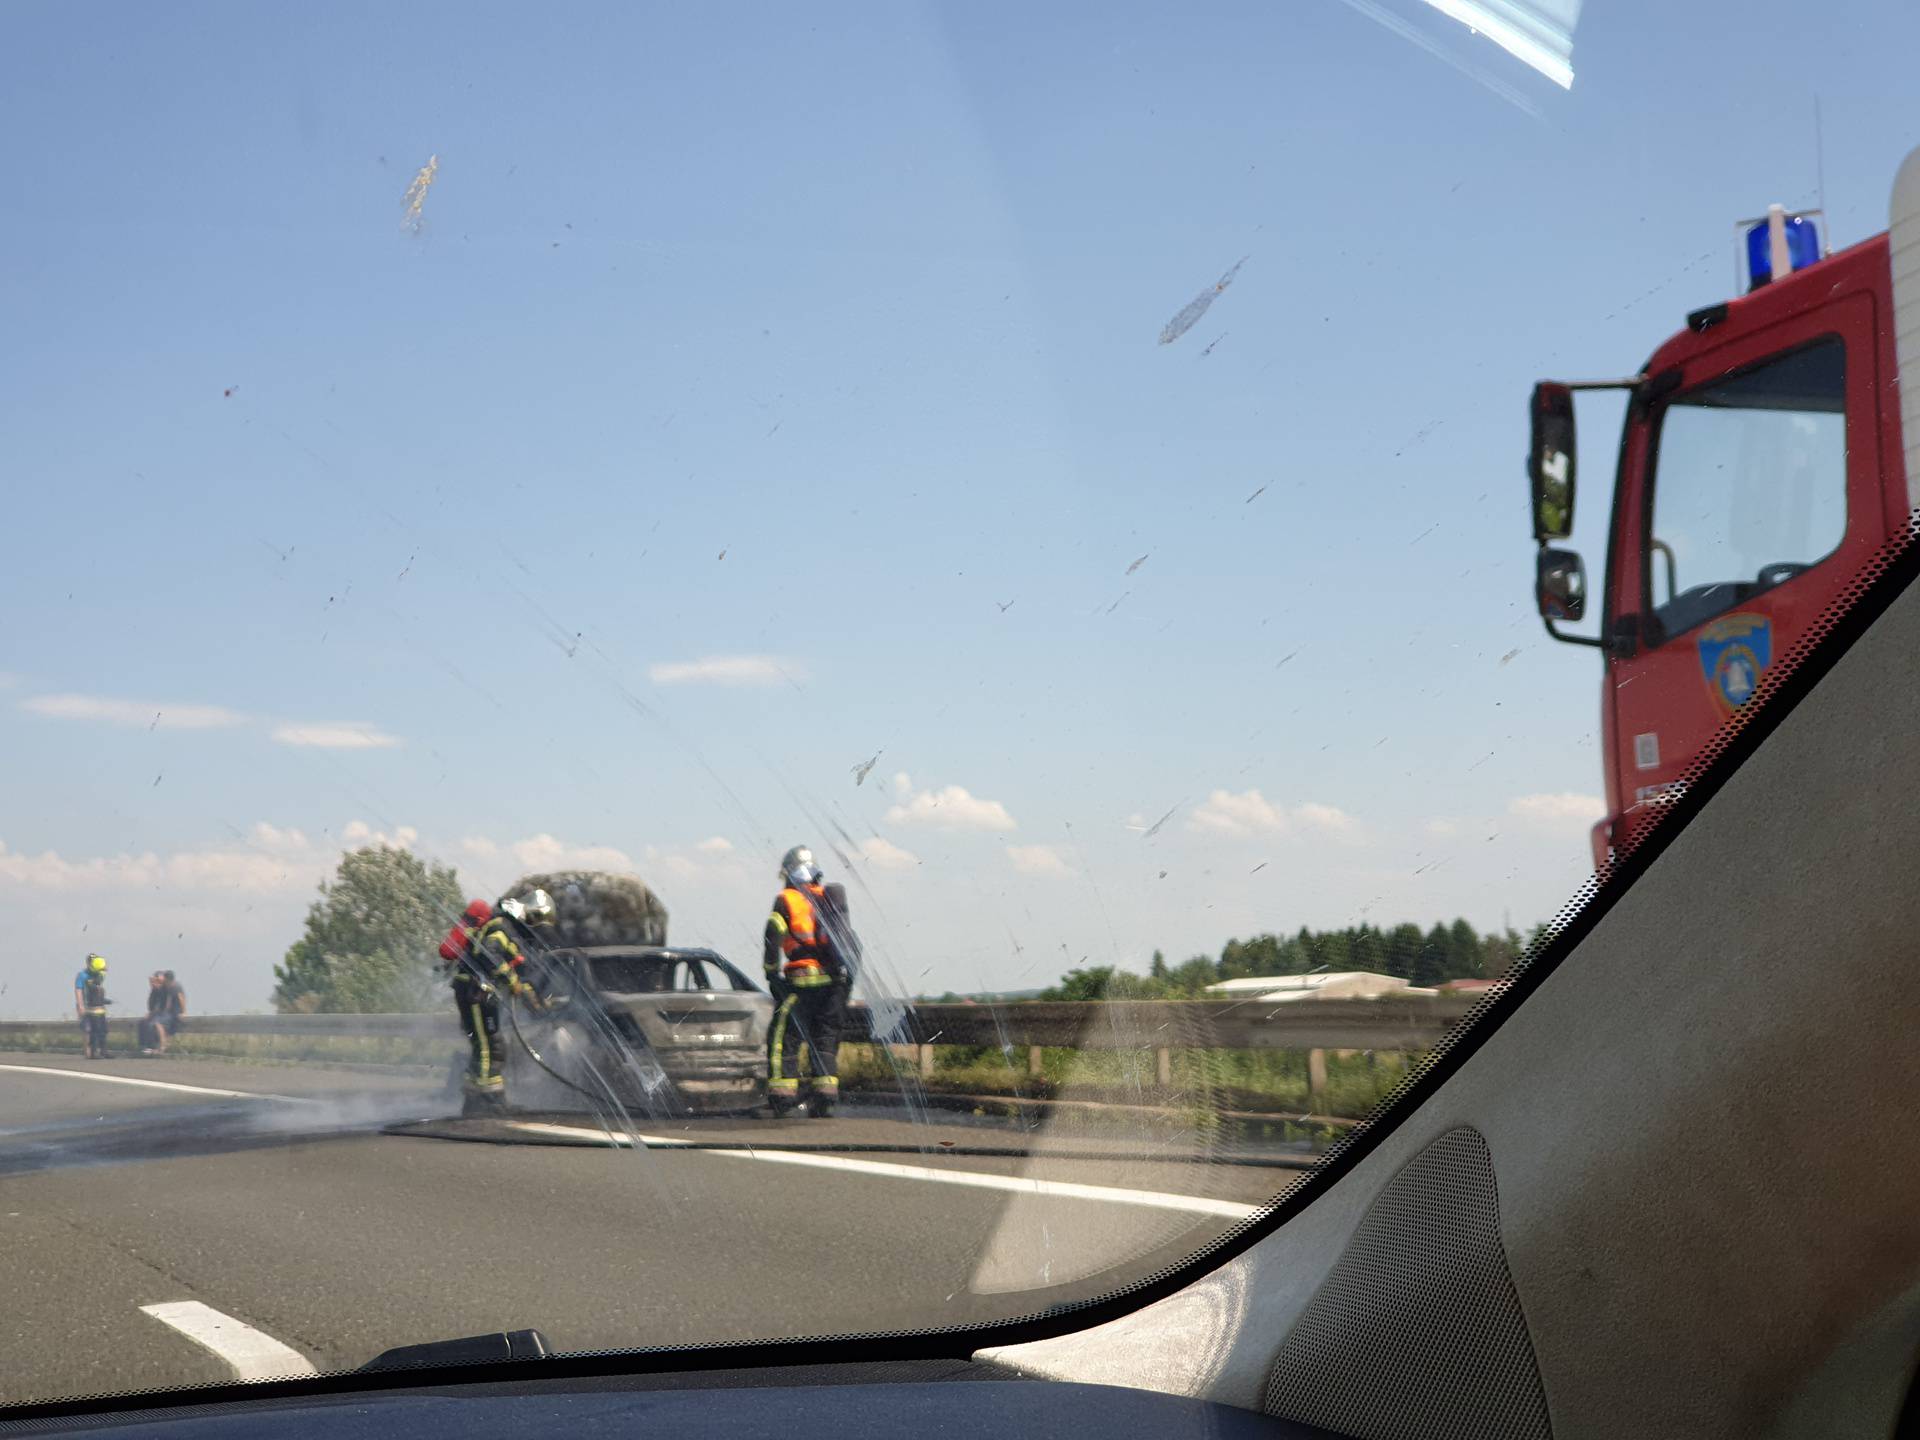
[461,1072,508,1118]
[807,1077,838,1118]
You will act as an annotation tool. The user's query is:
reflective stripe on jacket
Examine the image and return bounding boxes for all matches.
[766,884,836,985]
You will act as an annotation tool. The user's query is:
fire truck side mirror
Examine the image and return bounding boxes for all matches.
[1536,546,1587,623]
[1529,382,1577,540]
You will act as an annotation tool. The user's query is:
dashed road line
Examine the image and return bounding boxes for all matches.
[139,1301,317,1381]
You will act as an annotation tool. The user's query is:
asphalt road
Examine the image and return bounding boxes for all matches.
[0,1053,1307,1409]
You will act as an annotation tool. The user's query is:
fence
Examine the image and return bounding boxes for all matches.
[0,993,1477,1102]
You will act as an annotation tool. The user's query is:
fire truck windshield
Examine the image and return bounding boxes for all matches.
[1646,337,1849,640]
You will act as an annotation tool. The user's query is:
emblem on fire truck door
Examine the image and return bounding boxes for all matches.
[1696,613,1772,713]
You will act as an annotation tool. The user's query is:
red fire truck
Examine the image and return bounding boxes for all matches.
[1530,154,1920,870]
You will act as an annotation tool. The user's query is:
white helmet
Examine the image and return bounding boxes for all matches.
[781,844,819,887]
[521,888,557,928]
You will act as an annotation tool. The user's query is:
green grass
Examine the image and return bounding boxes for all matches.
[836,1043,1416,1121]
[167,1033,449,1068]
[0,1025,450,1069]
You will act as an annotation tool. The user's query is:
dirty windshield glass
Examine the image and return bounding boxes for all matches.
[1649,339,1849,636]
[5,0,1919,1408]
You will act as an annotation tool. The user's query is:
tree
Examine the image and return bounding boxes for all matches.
[272,845,464,1013]
[1221,933,1288,979]
[1043,965,1120,1001]
[1413,922,1453,989]
[1384,923,1425,982]
[1033,919,1532,1000]
[1447,918,1485,979]
[1482,927,1525,978]
[1170,955,1221,995]
[1302,927,1353,974]
[1350,924,1387,975]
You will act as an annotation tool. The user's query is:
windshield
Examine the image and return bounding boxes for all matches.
[5,0,1918,1410]
[1649,338,1849,638]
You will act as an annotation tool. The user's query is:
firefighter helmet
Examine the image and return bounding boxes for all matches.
[498,897,527,924]
[521,888,557,928]
[463,899,493,926]
[781,845,819,887]
[86,954,107,973]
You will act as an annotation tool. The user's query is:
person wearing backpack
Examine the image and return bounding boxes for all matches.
[74,954,111,1059]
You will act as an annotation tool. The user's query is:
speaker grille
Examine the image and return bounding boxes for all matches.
[1262,1127,1549,1440]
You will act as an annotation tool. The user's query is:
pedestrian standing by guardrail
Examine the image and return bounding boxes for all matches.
[162,970,186,1036]
[142,972,168,1054]
[139,970,187,1054]
[74,954,111,1059]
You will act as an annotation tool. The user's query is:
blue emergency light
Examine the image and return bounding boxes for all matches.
[1745,210,1821,289]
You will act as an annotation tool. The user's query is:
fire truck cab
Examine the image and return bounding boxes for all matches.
[1529,173,1920,871]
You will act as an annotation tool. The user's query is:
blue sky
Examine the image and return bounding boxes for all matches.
[4,0,1918,1015]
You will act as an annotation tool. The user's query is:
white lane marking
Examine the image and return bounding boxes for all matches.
[0,1063,314,1105]
[508,1122,696,1148]
[507,1122,1261,1220]
[139,1301,317,1381]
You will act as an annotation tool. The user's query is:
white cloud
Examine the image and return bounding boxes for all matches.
[1295,802,1360,839]
[641,837,749,881]
[891,771,914,797]
[460,833,736,888]
[1189,788,1288,837]
[341,820,419,849]
[858,836,921,872]
[20,692,246,729]
[1509,792,1606,826]
[1007,844,1072,878]
[886,783,1017,832]
[651,852,704,881]
[248,823,310,853]
[165,850,314,891]
[647,655,799,687]
[0,836,318,895]
[1188,790,1361,842]
[510,833,637,872]
[272,723,402,750]
[1426,818,1460,838]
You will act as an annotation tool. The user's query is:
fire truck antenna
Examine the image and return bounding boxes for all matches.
[1815,96,1830,254]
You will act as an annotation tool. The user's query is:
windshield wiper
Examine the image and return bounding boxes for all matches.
[361,1329,551,1373]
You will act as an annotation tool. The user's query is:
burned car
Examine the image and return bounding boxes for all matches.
[519,946,772,1115]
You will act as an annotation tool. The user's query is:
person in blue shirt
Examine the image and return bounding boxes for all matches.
[73,954,111,1059]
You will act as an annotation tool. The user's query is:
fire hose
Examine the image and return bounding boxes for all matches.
[457,950,659,1117]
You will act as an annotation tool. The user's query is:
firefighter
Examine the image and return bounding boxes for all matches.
[450,889,557,1113]
[764,846,854,1117]
[439,898,494,972]
[441,899,501,1107]
[482,888,561,1004]
[74,954,111,1059]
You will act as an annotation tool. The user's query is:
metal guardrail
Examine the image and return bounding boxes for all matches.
[862,996,1477,1051]
[0,993,1485,1105]
[0,994,1477,1058]
[0,1013,453,1042]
